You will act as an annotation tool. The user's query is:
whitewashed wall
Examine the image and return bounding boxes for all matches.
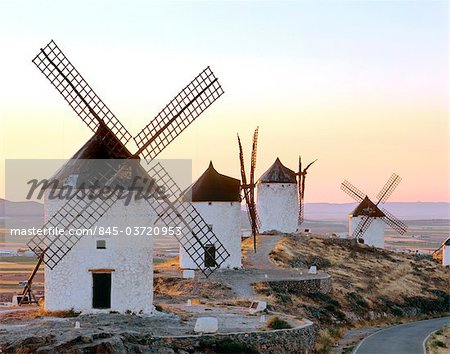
[349,216,385,248]
[256,183,298,233]
[179,201,241,269]
[443,246,450,266]
[44,194,155,314]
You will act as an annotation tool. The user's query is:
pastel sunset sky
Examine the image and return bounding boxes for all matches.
[0,1,448,202]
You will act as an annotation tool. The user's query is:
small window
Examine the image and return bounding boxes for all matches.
[204,244,216,267]
[96,240,106,249]
[207,224,213,232]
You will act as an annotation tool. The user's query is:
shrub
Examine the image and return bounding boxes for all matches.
[315,326,345,354]
[215,338,258,353]
[154,304,163,312]
[431,340,447,348]
[266,316,292,329]
[36,308,80,318]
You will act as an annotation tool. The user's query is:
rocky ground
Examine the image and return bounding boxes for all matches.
[1,235,310,354]
[426,326,450,354]
[2,233,448,353]
[0,305,303,353]
[258,234,450,353]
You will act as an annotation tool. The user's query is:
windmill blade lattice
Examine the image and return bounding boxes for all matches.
[352,216,374,239]
[341,173,408,242]
[30,40,227,274]
[27,160,145,269]
[249,127,261,230]
[134,67,224,160]
[299,173,307,225]
[249,127,258,187]
[238,130,260,251]
[298,157,317,225]
[376,173,401,204]
[147,163,230,276]
[32,40,132,153]
[298,157,303,225]
[341,180,366,202]
[381,208,408,235]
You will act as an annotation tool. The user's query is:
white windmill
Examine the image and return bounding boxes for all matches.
[21,40,230,312]
[180,162,241,269]
[256,157,316,234]
[341,173,408,248]
[256,158,298,233]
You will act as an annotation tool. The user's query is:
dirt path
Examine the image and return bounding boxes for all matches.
[206,235,329,299]
[244,235,282,269]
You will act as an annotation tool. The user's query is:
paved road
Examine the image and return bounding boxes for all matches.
[354,317,450,354]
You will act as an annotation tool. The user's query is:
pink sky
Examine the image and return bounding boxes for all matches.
[0,1,448,202]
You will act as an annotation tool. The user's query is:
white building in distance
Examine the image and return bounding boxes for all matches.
[349,196,385,248]
[434,237,450,266]
[256,158,298,233]
[442,238,450,266]
[43,132,155,314]
[180,162,241,269]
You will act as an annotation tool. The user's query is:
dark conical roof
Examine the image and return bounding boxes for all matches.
[352,196,385,217]
[49,126,150,189]
[181,162,240,202]
[257,158,297,183]
[64,125,133,161]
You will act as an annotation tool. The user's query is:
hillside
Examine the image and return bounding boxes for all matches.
[253,235,449,351]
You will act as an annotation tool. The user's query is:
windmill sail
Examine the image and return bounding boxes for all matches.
[342,173,408,242]
[32,40,133,149]
[147,163,230,275]
[341,180,366,202]
[238,128,260,251]
[29,40,228,276]
[297,157,317,226]
[376,173,401,204]
[352,215,374,239]
[134,67,224,160]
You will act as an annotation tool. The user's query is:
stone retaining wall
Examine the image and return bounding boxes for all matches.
[144,320,315,354]
[262,275,332,295]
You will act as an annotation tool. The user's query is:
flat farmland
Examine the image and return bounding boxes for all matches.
[0,256,43,299]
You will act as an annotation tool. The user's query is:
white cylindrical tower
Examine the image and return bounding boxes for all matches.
[180,162,241,269]
[43,133,155,314]
[256,158,298,233]
[348,196,386,248]
[443,238,450,266]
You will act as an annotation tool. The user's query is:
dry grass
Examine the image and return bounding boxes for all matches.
[427,326,450,354]
[35,308,80,318]
[154,277,234,300]
[272,235,449,303]
[154,255,180,270]
[315,326,345,354]
[260,235,449,327]
[0,257,44,298]
[266,316,292,329]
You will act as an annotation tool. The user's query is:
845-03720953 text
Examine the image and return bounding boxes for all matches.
[9,226,182,237]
